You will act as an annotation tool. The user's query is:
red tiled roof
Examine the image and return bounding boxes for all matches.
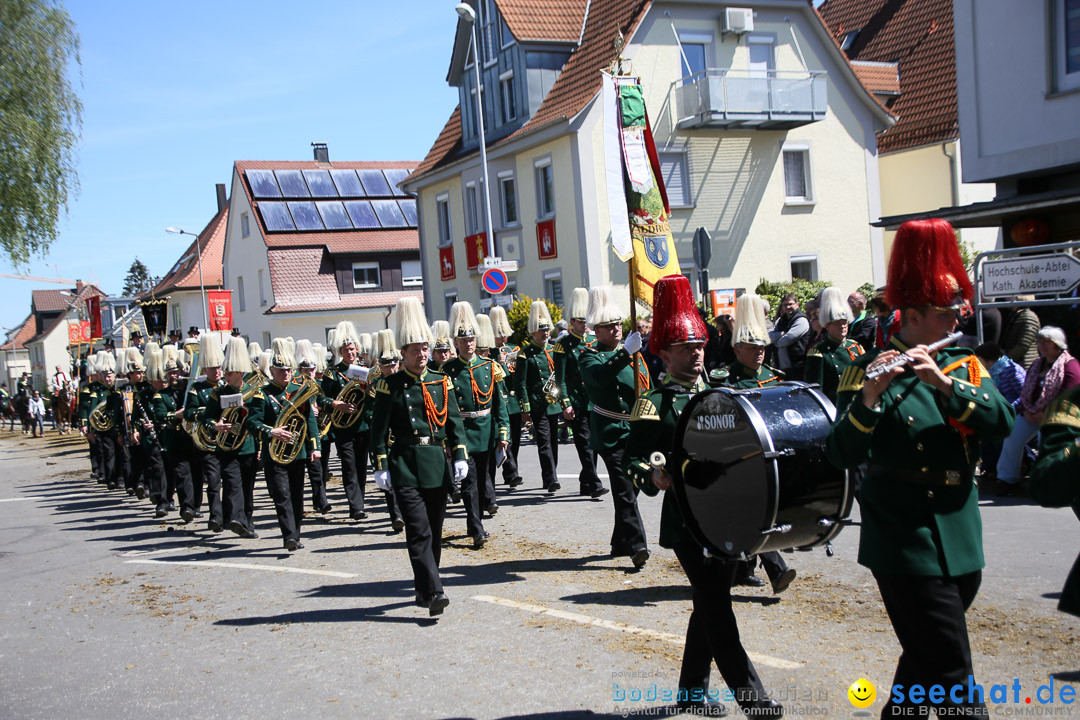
[819,0,957,153]
[4,315,35,350]
[501,0,588,43]
[265,248,423,315]
[264,229,418,254]
[851,60,900,96]
[26,284,106,345]
[149,206,227,297]
[32,289,76,313]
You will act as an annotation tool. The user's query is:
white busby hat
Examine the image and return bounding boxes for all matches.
[489,306,512,339]
[819,287,853,326]
[162,344,181,373]
[145,349,165,383]
[258,350,273,378]
[395,296,432,348]
[87,353,98,376]
[358,332,373,359]
[431,320,452,350]
[313,343,328,374]
[124,347,145,374]
[527,300,554,333]
[96,350,117,374]
[294,339,319,369]
[375,328,401,363]
[449,301,479,338]
[223,336,254,374]
[733,293,771,347]
[475,313,496,350]
[142,341,160,358]
[198,332,225,369]
[270,338,295,370]
[333,321,360,352]
[567,287,589,321]
[327,328,340,363]
[586,285,624,327]
[248,341,263,366]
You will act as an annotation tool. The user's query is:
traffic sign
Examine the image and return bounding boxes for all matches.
[482,256,518,272]
[481,267,509,295]
[693,227,712,268]
[981,253,1080,297]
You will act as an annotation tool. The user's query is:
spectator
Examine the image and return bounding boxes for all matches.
[847,291,876,348]
[713,313,736,366]
[805,298,824,348]
[996,327,1079,496]
[974,343,1026,482]
[554,319,569,342]
[635,316,652,336]
[768,294,811,380]
[959,304,1002,347]
[29,391,46,438]
[999,297,1042,369]
[869,295,900,348]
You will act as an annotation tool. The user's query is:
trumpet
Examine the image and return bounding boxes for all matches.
[268,377,322,465]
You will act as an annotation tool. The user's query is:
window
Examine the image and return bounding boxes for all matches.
[401,260,423,287]
[241,212,250,238]
[782,146,813,204]
[543,270,563,306]
[535,160,555,218]
[263,332,271,350]
[839,29,860,52]
[436,195,451,247]
[258,269,267,306]
[500,70,516,122]
[790,255,818,282]
[237,276,246,311]
[1056,0,1080,91]
[465,182,480,234]
[481,0,496,65]
[444,291,458,319]
[352,262,380,289]
[112,304,128,322]
[172,303,181,330]
[678,31,712,77]
[499,173,518,225]
[659,151,691,208]
[501,18,515,48]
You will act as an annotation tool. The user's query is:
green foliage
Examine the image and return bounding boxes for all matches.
[755,278,833,317]
[122,257,153,296]
[506,294,562,346]
[0,0,83,266]
[856,281,877,299]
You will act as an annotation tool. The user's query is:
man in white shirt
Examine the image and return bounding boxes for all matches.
[29,391,46,438]
[767,294,811,380]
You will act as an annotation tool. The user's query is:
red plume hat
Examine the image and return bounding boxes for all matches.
[885,218,973,309]
[649,274,708,354]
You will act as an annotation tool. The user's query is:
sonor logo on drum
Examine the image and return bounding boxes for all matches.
[696,413,738,431]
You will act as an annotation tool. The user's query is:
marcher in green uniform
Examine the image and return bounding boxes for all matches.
[370,297,468,616]
[363,329,405,529]
[321,322,370,519]
[578,285,650,569]
[161,346,192,518]
[127,346,169,516]
[430,320,454,372]
[83,351,122,490]
[826,218,1016,719]
[443,301,510,548]
[142,349,174,517]
[514,300,562,492]
[489,306,523,488]
[183,334,225,533]
[300,339,333,516]
[805,286,865,403]
[77,354,104,483]
[625,275,781,718]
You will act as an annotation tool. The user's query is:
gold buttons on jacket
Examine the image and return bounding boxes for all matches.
[927,490,935,499]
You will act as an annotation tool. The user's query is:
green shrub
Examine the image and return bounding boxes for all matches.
[507,294,562,346]
[755,278,832,316]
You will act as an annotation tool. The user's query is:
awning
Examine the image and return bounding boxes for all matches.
[872,188,1080,230]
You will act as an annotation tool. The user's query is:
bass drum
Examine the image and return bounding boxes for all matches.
[670,381,852,558]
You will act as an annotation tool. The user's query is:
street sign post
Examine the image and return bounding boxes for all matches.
[481,267,509,295]
[981,253,1080,297]
[693,227,712,307]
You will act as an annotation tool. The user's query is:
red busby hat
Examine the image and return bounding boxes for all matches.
[885,218,973,309]
[649,275,708,354]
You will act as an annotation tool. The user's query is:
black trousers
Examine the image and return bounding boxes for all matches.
[88,434,101,479]
[529,409,560,488]
[462,451,490,538]
[192,450,223,526]
[99,434,119,487]
[305,452,329,511]
[394,484,447,598]
[335,433,368,514]
[875,571,987,719]
[597,446,647,554]
[737,551,791,582]
[568,408,602,493]
[142,444,167,506]
[170,436,197,514]
[501,413,521,483]
[221,452,258,531]
[673,542,768,709]
[263,457,306,544]
[119,441,138,491]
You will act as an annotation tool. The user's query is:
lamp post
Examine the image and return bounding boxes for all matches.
[455,2,496,261]
[165,226,209,330]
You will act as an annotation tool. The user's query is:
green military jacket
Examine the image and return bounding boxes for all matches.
[579,341,652,451]
[496,344,521,415]
[77,380,104,429]
[442,355,510,453]
[709,361,783,388]
[247,379,320,462]
[159,384,185,451]
[1030,386,1080,618]
[625,373,708,549]
[183,379,220,425]
[130,380,164,450]
[805,337,865,402]
[319,361,371,440]
[826,336,1015,577]
[83,381,120,437]
[513,339,561,416]
[202,384,257,456]
[553,331,596,410]
[369,367,468,489]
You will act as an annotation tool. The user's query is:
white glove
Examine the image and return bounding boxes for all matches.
[374,470,391,492]
[623,331,643,355]
[453,460,469,481]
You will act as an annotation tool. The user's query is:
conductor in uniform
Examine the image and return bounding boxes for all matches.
[826,218,1015,719]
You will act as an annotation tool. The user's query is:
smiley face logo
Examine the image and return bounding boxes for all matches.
[848,678,876,708]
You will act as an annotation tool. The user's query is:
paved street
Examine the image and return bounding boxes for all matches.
[0,428,1077,720]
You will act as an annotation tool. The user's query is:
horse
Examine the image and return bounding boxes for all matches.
[53,383,74,434]
[6,393,31,434]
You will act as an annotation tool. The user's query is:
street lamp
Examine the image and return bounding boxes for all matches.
[455,2,496,261]
[165,226,209,330]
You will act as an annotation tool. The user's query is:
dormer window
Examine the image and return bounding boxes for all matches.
[840,29,860,52]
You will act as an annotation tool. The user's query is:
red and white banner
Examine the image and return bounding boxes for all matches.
[537,219,558,260]
[464,232,488,270]
[86,296,102,339]
[68,322,81,344]
[80,321,91,343]
[439,246,456,281]
[207,290,233,331]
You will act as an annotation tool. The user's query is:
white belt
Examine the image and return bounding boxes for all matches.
[592,405,631,421]
[460,408,492,419]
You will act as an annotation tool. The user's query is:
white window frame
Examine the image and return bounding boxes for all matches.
[258,268,267,306]
[543,269,563,306]
[351,262,381,290]
[499,69,517,122]
[465,182,479,235]
[534,157,555,219]
[481,0,497,67]
[677,31,714,78]
[498,171,519,227]
[401,259,423,287]
[172,303,181,330]
[241,212,250,238]
[436,193,452,247]
[781,144,815,206]
[236,276,246,312]
[263,331,271,350]
[789,254,819,282]
[444,290,458,319]
[1055,0,1080,92]
[658,150,693,208]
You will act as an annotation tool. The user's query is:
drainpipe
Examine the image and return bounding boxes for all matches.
[942,142,958,207]
[383,307,393,329]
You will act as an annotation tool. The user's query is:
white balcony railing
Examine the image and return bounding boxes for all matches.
[676,69,828,130]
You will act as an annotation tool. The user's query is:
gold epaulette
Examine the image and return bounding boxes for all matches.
[492,362,506,383]
[1042,396,1080,430]
[374,379,390,395]
[553,342,565,354]
[837,366,866,394]
[806,347,822,358]
[630,395,660,421]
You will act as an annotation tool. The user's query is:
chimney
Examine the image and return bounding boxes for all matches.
[312,142,329,164]
[76,280,84,292]
[216,183,227,213]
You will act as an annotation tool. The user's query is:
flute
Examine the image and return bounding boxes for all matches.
[865,331,963,379]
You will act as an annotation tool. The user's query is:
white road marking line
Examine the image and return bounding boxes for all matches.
[0,492,116,503]
[0,497,38,503]
[472,594,802,670]
[120,547,194,558]
[124,559,358,579]
[556,474,609,479]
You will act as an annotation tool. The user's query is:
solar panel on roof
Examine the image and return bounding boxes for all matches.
[343,201,380,229]
[246,169,281,198]
[275,170,310,197]
[303,170,338,197]
[259,202,295,231]
[383,169,411,197]
[287,201,324,230]
[371,200,407,227]
[399,199,418,226]
[357,170,391,196]
[329,169,365,197]
[316,201,354,230]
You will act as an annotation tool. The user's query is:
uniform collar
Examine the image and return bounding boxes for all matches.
[404,367,426,381]
[662,372,706,391]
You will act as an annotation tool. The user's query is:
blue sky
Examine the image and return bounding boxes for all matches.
[1,0,461,335]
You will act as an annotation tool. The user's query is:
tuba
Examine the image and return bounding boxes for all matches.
[89,400,114,432]
[268,377,322,465]
[214,374,263,453]
[543,371,561,405]
[329,370,369,431]
[184,417,217,452]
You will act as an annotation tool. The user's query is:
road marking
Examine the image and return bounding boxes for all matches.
[471,594,802,670]
[121,547,195,558]
[0,492,113,503]
[556,474,609,479]
[124,559,358,579]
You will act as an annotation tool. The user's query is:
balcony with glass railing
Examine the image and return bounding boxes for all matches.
[676,69,828,130]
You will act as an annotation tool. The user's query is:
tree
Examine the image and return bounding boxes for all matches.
[0,0,83,267]
[122,258,154,296]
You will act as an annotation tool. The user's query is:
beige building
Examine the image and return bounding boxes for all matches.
[22,283,106,391]
[405,0,895,319]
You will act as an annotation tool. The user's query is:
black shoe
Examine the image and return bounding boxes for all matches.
[350,510,368,521]
[166,501,177,511]
[677,699,730,717]
[414,593,425,607]
[207,520,223,534]
[997,480,1021,497]
[228,520,252,538]
[154,505,168,519]
[472,531,490,549]
[318,504,333,514]
[427,592,450,616]
[484,503,499,516]
[249,531,259,539]
[736,574,766,588]
[771,568,797,594]
[739,698,783,718]
[295,541,304,550]
[508,476,523,487]
[285,538,299,552]
[591,487,610,499]
[135,485,147,500]
[193,510,204,519]
[547,481,561,493]
[126,487,135,496]
[180,509,195,524]
[632,548,650,570]
[391,518,405,533]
